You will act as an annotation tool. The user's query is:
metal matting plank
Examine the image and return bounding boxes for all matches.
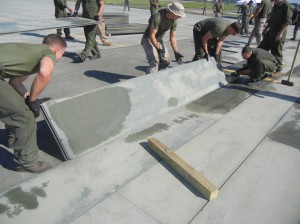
[41,60,227,159]
[0,17,97,35]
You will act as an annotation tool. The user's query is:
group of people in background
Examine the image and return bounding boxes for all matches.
[0,0,295,173]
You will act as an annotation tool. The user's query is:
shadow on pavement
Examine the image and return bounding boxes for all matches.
[0,146,15,171]
[84,70,134,84]
[223,85,300,102]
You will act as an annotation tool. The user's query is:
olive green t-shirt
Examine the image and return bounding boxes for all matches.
[81,0,99,19]
[0,43,56,79]
[268,0,292,34]
[247,48,277,69]
[143,9,177,41]
[194,18,230,38]
[257,0,272,19]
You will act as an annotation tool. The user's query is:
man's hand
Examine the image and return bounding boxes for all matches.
[275,32,283,41]
[94,15,100,21]
[26,100,40,118]
[204,53,209,61]
[211,53,220,62]
[73,11,78,17]
[174,52,184,65]
[26,97,51,118]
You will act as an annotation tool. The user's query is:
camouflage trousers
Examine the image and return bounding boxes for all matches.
[248,18,267,46]
[141,37,170,74]
[97,16,109,44]
[0,78,39,167]
[293,21,300,38]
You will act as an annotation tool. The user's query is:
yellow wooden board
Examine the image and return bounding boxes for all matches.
[148,138,218,201]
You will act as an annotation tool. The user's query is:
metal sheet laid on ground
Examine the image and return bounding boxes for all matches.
[41,60,227,160]
[0,17,97,35]
[107,23,148,35]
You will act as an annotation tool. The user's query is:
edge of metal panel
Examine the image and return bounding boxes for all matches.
[41,104,70,161]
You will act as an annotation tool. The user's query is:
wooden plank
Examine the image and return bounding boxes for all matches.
[148,138,218,201]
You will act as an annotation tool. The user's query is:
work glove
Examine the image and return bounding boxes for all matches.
[174,52,184,65]
[94,15,100,21]
[26,97,51,118]
[157,48,170,69]
[204,53,209,61]
[157,48,165,63]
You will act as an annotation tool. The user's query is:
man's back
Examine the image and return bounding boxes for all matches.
[257,0,272,19]
[0,43,56,78]
[194,18,230,38]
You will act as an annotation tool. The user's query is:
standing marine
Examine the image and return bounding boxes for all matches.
[74,0,102,62]
[258,0,292,73]
[54,0,74,39]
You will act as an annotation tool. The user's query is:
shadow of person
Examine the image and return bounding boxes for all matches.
[0,146,16,171]
[135,65,148,73]
[84,70,134,84]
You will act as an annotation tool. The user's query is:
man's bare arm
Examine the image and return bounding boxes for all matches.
[29,57,55,101]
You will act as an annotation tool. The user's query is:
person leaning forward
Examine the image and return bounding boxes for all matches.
[192,18,241,67]
[0,34,67,173]
[74,0,102,62]
[230,46,277,86]
[141,2,185,74]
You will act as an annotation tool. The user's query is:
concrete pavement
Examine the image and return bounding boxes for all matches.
[0,1,299,223]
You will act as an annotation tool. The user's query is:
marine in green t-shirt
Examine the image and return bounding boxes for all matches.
[141,2,186,74]
[230,46,277,85]
[192,18,241,66]
[258,0,292,72]
[74,0,101,62]
[54,0,74,39]
[0,34,66,173]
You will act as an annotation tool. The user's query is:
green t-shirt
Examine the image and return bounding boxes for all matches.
[247,48,277,69]
[143,9,177,41]
[257,0,272,19]
[268,0,292,34]
[194,18,230,38]
[0,43,56,79]
[241,4,250,16]
[81,0,99,19]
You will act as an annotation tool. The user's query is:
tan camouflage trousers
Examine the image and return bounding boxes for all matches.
[141,37,170,74]
[97,16,109,44]
[248,18,267,46]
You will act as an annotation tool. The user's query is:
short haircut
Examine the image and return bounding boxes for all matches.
[230,22,242,33]
[43,34,67,48]
[242,46,252,54]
